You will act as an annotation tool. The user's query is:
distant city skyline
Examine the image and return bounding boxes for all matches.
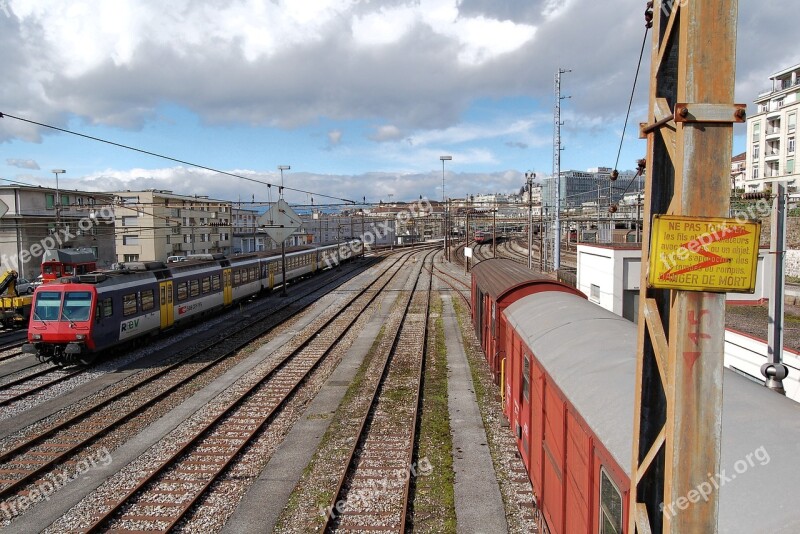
[0,1,793,204]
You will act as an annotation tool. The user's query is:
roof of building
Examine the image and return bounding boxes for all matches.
[504,291,800,533]
[731,151,746,162]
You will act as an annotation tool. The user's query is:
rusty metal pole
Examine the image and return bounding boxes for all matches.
[629,1,740,533]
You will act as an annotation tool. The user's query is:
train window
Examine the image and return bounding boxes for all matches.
[211,274,221,290]
[64,265,74,274]
[33,291,62,321]
[242,269,249,282]
[522,355,530,402]
[122,294,138,317]
[190,279,200,297]
[62,291,93,321]
[177,282,188,301]
[233,270,241,285]
[250,267,257,279]
[141,290,155,311]
[102,297,113,317]
[599,468,623,534]
[201,277,211,293]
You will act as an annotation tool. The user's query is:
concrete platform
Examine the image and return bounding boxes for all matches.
[441,294,508,534]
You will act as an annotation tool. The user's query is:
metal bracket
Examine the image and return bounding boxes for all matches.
[673,103,746,123]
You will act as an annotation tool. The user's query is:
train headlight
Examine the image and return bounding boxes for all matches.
[76,334,86,340]
[32,334,42,340]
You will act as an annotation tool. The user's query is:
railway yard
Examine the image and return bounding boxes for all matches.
[1,239,797,533]
[0,246,536,533]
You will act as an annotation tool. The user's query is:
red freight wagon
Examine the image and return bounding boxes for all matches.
[501,289,800,534]
[470,258,583,383]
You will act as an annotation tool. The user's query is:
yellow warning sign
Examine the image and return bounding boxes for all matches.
[648,215,761,292]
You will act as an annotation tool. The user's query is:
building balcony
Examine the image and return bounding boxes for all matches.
[765,128,781,138]
[764,151,781,161]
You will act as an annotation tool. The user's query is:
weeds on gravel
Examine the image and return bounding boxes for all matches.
[411,294,456,532]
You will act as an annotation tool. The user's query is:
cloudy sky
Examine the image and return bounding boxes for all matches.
[0,0,795,206]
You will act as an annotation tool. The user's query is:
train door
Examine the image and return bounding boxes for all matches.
[223,269,233,305]
[159,281,174,329]
[269,262,276,289]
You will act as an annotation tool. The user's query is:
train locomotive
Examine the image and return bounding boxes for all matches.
[23,241,361,364]
[472,259,800,534]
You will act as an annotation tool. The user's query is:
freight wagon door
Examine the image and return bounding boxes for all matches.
[159,281,174,328]
[223,269,233,305]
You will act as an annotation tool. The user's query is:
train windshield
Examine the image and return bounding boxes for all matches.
[62,291,93,322]
[33,291,62,321]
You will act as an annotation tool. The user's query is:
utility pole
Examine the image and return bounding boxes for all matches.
[493,202,497,258]
[629,2,742,533]
[553,68,570,271]
[526,172,535,269]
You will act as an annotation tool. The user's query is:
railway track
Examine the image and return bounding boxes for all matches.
[0,365,84,408]
[0,252,421,515]
[75,249,427,532]
[323,250,434,532]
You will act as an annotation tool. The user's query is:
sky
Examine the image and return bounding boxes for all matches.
[0,0,796,206]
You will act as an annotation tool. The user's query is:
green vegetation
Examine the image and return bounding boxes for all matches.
[412,294,457,532]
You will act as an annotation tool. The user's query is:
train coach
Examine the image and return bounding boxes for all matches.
[471,259,583,381]
[24,240,361,364]
[483,286,800,533]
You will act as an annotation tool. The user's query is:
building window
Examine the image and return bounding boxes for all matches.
[590,284,601,302]
[172,225,181,235]
[788,159,795,175]
[121,216,138,227]
[123,254,140,262]
[789,137,796,155]
[752,121,760,141]
[599,468,623,534]
[46,193,55,209]
[752,164,759,179]
[789,113,797,133]
[60,194,69,207]
[122,235,139,246]
[752,144,759,160]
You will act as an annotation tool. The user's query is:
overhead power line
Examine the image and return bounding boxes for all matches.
[0,111,357,204]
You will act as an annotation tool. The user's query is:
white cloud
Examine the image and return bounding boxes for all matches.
[6,158,40,170]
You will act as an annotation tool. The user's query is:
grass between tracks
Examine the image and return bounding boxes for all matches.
[411,293,457,532]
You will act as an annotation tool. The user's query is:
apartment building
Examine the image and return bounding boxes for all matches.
[745,63,799,193]
[731,152,746,191]
[113,190,232,263]
[0,185,116,278]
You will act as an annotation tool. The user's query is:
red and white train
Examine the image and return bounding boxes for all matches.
[472,258,800,534]
[24,241,361,364]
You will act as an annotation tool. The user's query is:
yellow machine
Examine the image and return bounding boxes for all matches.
[0,271,33,328]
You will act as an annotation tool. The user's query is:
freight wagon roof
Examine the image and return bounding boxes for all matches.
[471,258,562,301]
[504,292,800,533]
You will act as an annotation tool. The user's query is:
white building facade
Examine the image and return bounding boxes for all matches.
[745,63,799,193]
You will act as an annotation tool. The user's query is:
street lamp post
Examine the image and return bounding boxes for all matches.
[277,165,290,297]
[52,169,66,232]
[525,172,536,269]
[440,156,452,261]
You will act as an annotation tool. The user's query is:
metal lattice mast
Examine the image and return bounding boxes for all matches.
[629,1,740,533]
[553,69,569,271]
